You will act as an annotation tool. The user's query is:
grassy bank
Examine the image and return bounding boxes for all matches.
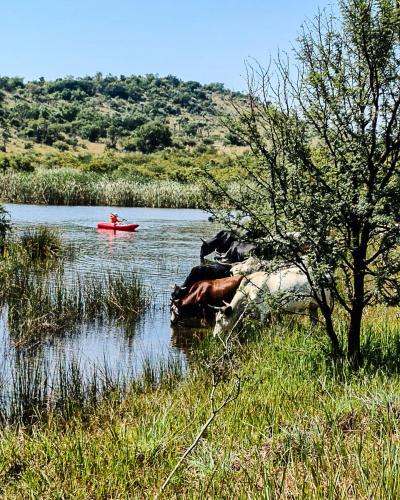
[0,169,211,208]
[1,312,400,497]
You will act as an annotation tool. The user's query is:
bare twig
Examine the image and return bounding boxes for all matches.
[158,325,242,497]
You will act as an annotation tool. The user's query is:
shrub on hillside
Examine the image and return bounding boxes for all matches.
[133,121,172,154]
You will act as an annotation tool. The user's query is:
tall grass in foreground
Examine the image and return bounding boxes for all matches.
[1,315,400,496]
[0,354,184,426]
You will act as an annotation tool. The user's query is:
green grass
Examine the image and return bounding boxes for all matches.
[0,354,184,427]
[1,314,400,497]
[18,225,64,260]
[0,168,246,208]
[0,168,211,208]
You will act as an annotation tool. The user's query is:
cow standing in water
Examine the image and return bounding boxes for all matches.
[170,275,243,327]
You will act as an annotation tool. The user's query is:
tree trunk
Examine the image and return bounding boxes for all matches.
[348,304,363,363]
[348,254,366,364]
[320,302,341,356]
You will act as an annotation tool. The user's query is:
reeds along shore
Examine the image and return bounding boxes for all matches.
[0,169,208,208]
[0,168,245,208]
[0,227,150,342]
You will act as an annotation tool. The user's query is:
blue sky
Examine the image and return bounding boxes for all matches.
[1,0,334,91]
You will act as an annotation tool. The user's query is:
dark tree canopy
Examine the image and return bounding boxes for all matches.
[133,121,173,153]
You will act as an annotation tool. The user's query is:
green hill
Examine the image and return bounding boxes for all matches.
[0,74,247,155]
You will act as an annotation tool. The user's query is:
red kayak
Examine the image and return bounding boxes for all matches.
[97,222,139,232]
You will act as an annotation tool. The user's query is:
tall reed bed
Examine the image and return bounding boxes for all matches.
[4,225,74,264]
[0,168,245,208]
[0,226,149,343]
[0,169,211,208]
[1,267,149,343]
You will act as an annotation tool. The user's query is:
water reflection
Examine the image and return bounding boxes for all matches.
[3,204,216,382]
[170,326,209,351]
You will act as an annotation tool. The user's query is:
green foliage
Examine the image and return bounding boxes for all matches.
[210,0,400,360]
[53,140,69,151]
[0,153,35,172]
[224,131,246,146]
[133,120,172,153]
[0,73,244,152]
[0,76,24,92]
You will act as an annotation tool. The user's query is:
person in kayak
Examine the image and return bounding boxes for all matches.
[109,213,123,224]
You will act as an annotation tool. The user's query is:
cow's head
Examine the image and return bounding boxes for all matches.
[199,237,209,262]
[170,299,208,327]
[171,284,187,301]
[170,299,181,325]
[212,303,234,337]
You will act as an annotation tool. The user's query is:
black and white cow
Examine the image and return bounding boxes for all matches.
[200,230,263,263]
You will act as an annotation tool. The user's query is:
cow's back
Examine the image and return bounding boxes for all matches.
[182,263,231,288]
[231,272,270,307]
[182,275,243,306]
[231,257,268,276]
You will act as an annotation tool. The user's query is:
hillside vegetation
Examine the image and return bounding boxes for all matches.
[0,74,246,155]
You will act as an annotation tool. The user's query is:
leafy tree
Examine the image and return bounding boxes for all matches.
[53,140,69,151]
[224,131,246,146]
[24,118,62,145]
[134,121,172,153]
[0,76,24,92]
[209,0,400,362]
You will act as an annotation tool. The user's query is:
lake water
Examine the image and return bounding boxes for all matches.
[2,204,216,382]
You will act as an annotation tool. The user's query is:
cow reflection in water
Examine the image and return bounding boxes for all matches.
[170,325,208,351]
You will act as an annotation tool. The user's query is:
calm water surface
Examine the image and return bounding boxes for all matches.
[2,204,215,378]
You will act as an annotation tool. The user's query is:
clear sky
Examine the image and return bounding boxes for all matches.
[1,0,334,91]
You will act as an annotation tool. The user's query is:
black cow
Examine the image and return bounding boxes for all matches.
[171,262,232,301]
[200,230,260,263]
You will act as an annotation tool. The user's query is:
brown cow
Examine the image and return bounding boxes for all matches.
[170,275,243,327]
